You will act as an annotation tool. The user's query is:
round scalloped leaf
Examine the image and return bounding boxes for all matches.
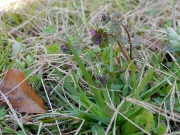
[158,123,167,134]
[142,110,153,122]
[135,114,146,126]
[144,122,152,132]
[133,35,144,46]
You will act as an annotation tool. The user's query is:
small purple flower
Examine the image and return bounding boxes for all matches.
[89,30,96,35]
[101,12,111,25]
[61,44,67,51]
[93,34,102,45]
[90,30,102,45]
[99,76,107,85]
[96,41,100,45]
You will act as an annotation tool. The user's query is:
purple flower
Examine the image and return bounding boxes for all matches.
[90,31,102,45]
[89,30,96,35]
[61,44,67,51]
[99,76,107,85]
[95,34,102,45]
[96,41,100,45]
[101,12,111,25]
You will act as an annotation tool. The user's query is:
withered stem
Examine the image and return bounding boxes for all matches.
[122,25,133,60]
[117,41,130,61]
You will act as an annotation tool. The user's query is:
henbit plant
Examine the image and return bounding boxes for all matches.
[49,12,171,134]
[90,12,133,61]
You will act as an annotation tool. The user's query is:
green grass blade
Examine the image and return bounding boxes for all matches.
[52,94,72,110]
[66,37,105,107]
[69,110,109,124]
[133,66,156,99]
[110,45,113,72]
[141,79,170,99]
[54,87,77,110]
[74,78,109,117]
[55,68,108,116]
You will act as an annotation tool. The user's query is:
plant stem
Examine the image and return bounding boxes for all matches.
[122,25,133,60]
[108,33,130,61]
[117,41,130,61]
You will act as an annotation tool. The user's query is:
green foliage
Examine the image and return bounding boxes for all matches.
[9,36,36,70]
[144,122,152,132]
[133,66,156,99]
[55,69,109,117]
[166,26,180,52]
[44,25,56,34]
[25,55,35,66]
[15,59,26,69]
[0,107,7,118]
[0,28,13,71]
[158,123,167,134]
[142,110,154,122]
[45,43,60,53]
[133,35,144,46]
[91,124,105,135]
[66,37,105,107]
[5,13,26,27]
[2,127,16,134]
[16,131,25,135]
[135,115,146,126]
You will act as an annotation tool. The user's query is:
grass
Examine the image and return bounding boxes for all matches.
[0,0,180,134]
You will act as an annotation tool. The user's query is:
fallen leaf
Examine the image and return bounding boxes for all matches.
[144,40,166,52]
[0,68,46,114]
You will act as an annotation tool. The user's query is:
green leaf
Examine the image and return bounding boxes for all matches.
[55,68,107,116]
[111,83,123,90]
[16,131,25,135]
[133,66,156,99]
[132,132,144,135]
[44,25,56,34]
[133,35,144,46]
[111,24,118,32]
[141,79,168,99]
[2,127,16,134]
[75,36,83,55]
[166,26,180,52]
[69,110,109,124]
[117,35,128,45]
[0,107,7,118]
[66,37,105,107]
[93,46,101,53]
[25,55,34,66]
[12,42,22,55]
[0,34,2,45]
[142,110,153,122]
[121,115,139,134]
[144,122,151,132]
[15,59,25,69]
[135,115,146,126]
[110,45,113,72]
[109,38,116,45]
[45,43,60,53]
[16,36,22,42]
[158,123,167,134]
[87,51,96,58]
[92,124,105,135]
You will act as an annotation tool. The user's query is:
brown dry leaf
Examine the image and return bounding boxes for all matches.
[144,40,166,52]
[0,68,46,114]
